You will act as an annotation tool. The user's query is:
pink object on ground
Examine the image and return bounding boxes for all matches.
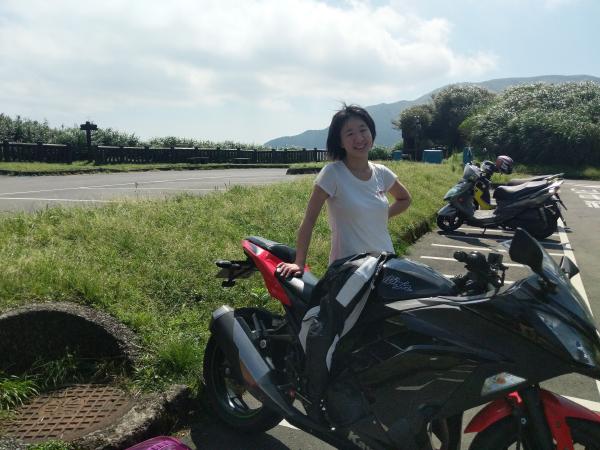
[124,436,192,450]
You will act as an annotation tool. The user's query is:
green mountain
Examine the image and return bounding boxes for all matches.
[264,74,600,148]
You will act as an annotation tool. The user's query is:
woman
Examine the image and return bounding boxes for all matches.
[278,104,411,277]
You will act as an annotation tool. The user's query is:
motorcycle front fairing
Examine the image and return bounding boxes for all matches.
[332,230,600,440]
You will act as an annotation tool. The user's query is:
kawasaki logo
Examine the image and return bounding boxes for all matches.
[347,431,374,450]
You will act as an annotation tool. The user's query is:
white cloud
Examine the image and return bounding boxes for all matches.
[0,0,498,139]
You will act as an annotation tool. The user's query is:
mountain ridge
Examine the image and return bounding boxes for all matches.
[264,74,600,148]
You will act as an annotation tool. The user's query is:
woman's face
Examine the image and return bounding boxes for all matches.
[340,116,373,159]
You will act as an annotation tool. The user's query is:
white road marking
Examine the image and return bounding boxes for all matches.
[421,256,525,268]
[585,200,600,208]
[0,175,288,197]
[457,227,559,237]
[431,243,565,257]
[280,419,299,430]
[441,274,514,284]
[556,219,600,396]
[570,184,600,189]
[445,234,564,248]
[565,396,600,412]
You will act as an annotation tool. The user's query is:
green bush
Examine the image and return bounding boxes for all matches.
[369,145,391,160]
[463,82,600,166]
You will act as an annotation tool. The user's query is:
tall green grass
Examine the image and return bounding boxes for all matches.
[0,161,460,390]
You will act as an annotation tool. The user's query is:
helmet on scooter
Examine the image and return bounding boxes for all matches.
[495,155,514,174]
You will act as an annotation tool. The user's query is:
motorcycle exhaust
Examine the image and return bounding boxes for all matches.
[210,305,347,446]
[210,305,297,416]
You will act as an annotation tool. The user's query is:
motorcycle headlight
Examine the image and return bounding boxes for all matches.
[537,311,597,367]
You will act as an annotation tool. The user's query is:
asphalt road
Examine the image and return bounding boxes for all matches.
[0,168,298,213]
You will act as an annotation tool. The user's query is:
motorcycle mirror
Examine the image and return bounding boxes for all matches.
[559,256,580,279]
[508,228,543,274]
[487,252,503,266]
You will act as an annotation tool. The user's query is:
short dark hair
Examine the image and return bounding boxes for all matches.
[326,104,376,160]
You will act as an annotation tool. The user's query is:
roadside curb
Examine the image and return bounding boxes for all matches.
[285,167,321,175]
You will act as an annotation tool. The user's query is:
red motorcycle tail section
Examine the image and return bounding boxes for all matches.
[465,389,600,450]
[242,239,291,306]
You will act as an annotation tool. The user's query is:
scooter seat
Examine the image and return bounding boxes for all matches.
[473,209,496,220]
[493,180,548,201]
[506,175,553,186]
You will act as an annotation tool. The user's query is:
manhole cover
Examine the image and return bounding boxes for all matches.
[0,384,133,443]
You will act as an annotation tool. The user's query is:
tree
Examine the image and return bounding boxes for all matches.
[428,85,495,150]
[393,104,434,159]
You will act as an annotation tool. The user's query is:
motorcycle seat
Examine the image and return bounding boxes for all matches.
[493,180,548,201]
[246,236,319,305]
[246,236,296,262]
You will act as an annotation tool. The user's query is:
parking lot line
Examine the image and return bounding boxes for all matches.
[421,256,526,268]
[431,243,564,257]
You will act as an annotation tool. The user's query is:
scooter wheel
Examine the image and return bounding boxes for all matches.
[437,214,464,232]
[469,416,600,449]
[202,312,283,433]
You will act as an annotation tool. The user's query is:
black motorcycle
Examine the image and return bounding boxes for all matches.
[203,230,600,450]
[437,164,565,239]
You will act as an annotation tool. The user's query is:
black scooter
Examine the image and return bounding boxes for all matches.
[437,164,565,239]
[203,229,600,450]
[475,160,563,209]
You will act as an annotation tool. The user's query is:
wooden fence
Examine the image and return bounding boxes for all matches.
[1,141,328,165]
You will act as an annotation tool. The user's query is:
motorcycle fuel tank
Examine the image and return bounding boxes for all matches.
[377,258,455,301]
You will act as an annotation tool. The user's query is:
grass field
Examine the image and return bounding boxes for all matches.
[0,160,471,394]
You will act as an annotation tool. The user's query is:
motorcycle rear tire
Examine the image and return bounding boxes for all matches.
[468,416,600,449]
[437,214,464,232]
[203,311,283,433]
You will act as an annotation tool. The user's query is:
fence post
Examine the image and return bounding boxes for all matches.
[66,143,73,164]
[1,140,8,162]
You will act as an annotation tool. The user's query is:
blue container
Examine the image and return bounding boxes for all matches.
[422,149,443,164]
[463,147,473,165]
[392,150,404,161]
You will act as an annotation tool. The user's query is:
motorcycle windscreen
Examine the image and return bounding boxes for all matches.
[444,180,471,201]
[505,233,595,326]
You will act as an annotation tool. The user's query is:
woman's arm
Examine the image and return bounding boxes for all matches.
[277,185,329,277]
[388,179,412,218]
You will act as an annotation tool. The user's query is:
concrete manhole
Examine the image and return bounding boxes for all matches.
[1,384,133,443]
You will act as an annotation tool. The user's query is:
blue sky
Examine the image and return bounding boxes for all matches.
[0,0,597,144]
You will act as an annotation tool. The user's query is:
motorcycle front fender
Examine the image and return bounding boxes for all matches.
[437,204,458,217]
[465,390,600,449]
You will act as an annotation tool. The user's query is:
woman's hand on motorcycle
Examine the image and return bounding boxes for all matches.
[276,262,304,278]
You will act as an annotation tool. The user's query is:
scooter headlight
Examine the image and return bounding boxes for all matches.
[537,311,597,367]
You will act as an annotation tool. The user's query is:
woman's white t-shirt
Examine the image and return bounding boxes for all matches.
[315,161,398,263]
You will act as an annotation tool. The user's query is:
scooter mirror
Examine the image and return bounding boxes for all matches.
[508,228,543,274]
